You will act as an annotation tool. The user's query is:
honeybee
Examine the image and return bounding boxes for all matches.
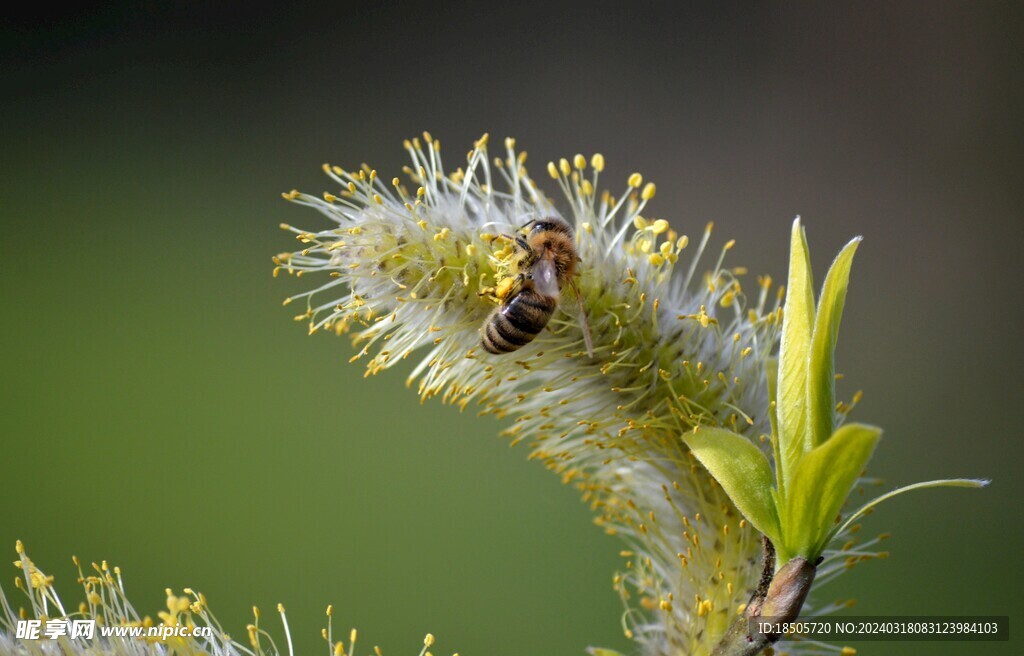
[480,216,594,357]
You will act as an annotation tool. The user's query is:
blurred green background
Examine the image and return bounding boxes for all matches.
[2,3,1020,654]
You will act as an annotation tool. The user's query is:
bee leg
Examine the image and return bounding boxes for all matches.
[487,232,531,253]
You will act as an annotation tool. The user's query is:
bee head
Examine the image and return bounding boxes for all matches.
[524,216,573,237]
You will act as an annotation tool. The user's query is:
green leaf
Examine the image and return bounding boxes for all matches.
[807,237,861,447]
[781,423,881,559]
[833,478,990,539]
[765,357,784,496]
[777,218,815,490]
[683,426,781,543]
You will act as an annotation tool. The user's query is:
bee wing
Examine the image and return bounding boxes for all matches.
[533,259,560,298]
[567,277,595,358]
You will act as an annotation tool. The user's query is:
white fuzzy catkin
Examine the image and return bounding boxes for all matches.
[276,134,786,654]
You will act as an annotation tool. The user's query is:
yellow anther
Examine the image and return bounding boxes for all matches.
[660,241,673,256]
[724,238,736,250]
[580,179,593,196]
[633,216,649,230]
[648,254,665,266]
[547,162,559,179]
[424,633,435,647]
[628,172,643,188]
[651,219,669,234]
[559,158,571,176]
[373,194,383,204]
[677,235,689,249]
[465,243,477,256]
[573,154,586,170]
[475,133,489,147]
[417,187,425,197]
[641,182,656,200]
[591,153,605,171]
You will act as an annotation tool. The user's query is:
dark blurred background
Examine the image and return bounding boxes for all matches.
[2,2,1020,654]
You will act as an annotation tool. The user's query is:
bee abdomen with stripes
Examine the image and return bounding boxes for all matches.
[481,289,557,354]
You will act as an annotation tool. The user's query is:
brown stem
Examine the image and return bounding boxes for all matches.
[711,540,816,656]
